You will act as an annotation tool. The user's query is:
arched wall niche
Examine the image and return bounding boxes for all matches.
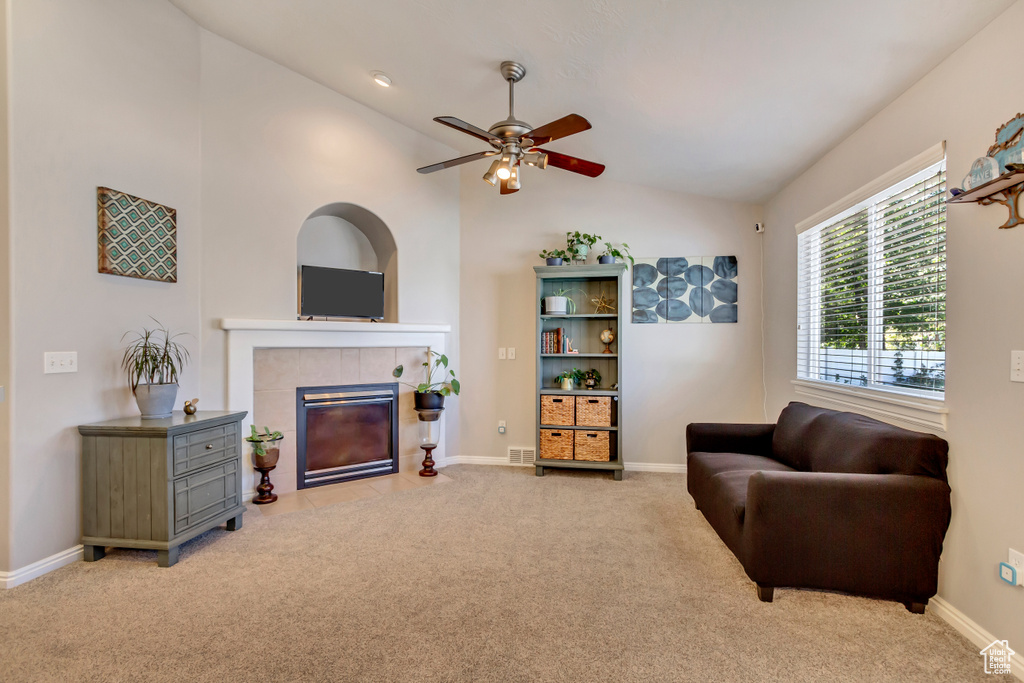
[296,203,398,322]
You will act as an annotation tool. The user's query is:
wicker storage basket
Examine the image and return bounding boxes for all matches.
[574,430,611,461]
[576,396,612,427]
[540,429,574,460]
[540,395,575,426]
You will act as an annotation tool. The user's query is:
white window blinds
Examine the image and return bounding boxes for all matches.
[797,160,946,397]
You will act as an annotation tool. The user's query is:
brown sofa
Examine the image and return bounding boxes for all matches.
[686,402,951,613]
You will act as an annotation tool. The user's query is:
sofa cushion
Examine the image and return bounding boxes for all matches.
[774,402,948,480]
[687,451,794,506]
[771,402,820,470]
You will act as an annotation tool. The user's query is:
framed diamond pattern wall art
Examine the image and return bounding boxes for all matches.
[97,187,177,283]
[632,256,737,323]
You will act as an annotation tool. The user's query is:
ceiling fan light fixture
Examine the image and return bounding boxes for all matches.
[495,153,513,180]
[508,164,521,190]
[371,71,392,87]
[524,151,548,169]
[482,159,502,186]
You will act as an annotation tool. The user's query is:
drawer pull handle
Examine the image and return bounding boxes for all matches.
[588,400,598,404]
[587,434,597,438]
[205,444,214,450]
[552,432,562,437]
[552,399,563,403]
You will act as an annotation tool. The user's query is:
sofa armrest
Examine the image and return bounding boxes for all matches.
[686,423,775,457]
[743,471,951,600]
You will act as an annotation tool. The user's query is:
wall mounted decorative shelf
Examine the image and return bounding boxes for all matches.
[948,169,1024,229]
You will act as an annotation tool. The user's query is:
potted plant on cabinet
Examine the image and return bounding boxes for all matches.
[120,319,191,419]
[393,348,460,410]
[567,231,602,263]
[539,248,571,266]
[597,242,634,266]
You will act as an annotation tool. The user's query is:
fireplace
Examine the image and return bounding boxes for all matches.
[296,383,399,489]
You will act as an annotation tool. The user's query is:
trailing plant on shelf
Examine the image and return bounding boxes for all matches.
[393,348,461,410]
[539,248,571,265]
[566,231,602,262]
[543,286,587,315]
[598,241,634,266]
[555,368,586,390]
[120,318,191,419]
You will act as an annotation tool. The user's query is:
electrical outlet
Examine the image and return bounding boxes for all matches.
[44,351,78,374]
[507,347,516,360]
[498,347,506,360]
[1009,548,1024,571]
[498,420,506,434]
[1012,351,1024,382]
[1000,562,1017,585]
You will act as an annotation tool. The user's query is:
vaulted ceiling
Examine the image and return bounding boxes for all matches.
[169,0,1014,202]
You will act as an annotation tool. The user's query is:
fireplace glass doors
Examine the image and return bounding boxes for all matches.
[296,383,399,488]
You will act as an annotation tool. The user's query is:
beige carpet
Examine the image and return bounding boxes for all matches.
[0,465,1007,682]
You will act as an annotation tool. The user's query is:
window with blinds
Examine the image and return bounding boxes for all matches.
[797,160,946,397]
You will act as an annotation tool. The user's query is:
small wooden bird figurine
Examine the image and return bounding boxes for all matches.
[183,398,199,415]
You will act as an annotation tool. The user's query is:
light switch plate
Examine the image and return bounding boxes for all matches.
[498,347,506,360]
[1012,350,1024,382]
[44,351,78,374]
[508,347,516,360]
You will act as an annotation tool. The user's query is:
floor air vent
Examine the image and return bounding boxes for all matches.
[508,446,536,465]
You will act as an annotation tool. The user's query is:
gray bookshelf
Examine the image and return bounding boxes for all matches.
[534,263,626,479]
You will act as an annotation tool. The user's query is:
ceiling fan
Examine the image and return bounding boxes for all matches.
[416,61,605,194]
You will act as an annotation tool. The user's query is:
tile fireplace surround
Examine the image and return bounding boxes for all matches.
[221,319,450,498]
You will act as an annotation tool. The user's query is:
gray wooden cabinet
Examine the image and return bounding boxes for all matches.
[78,410,248,567]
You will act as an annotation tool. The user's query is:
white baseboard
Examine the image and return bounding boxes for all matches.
[624,462,687,473]
[0,545,83,589]
[930,595,1024,680]
[442,455,529,467]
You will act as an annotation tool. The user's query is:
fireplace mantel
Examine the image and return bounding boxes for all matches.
[221,318,451,498]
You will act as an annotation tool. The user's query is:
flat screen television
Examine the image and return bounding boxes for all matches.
[300,265,385,320]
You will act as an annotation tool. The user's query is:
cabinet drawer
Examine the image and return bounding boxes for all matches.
[576,397,612,427]
[540,396,575,426]
[540,429,574,460]
[173,459,239,536]
[172,422,239,476]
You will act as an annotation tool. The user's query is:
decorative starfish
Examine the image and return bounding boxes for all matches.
[591,294,616,314]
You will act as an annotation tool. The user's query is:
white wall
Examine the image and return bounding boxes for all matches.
[459,167,763,464]
[296,216,378,272]
[197,30,462,452]
[762,0,1024,651]
[6,0,202,569]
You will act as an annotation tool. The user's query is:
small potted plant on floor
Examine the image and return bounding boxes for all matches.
[597,242,634,266]
[567,231,602,264]
[246,426,284,504]
[393,348,460,410]
[120,318,191,419]
[539,248,571,266]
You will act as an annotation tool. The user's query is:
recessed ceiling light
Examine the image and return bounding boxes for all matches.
[371,71,392,87]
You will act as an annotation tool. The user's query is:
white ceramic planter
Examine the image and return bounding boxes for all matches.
[135,383,179,419]
[544,296,568,315]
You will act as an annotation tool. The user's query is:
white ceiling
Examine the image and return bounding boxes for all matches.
[168,0,1014,202]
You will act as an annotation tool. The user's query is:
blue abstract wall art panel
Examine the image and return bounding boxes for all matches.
[632,255,738,323]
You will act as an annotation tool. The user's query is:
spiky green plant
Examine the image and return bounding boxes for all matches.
[393,348,460,396]
[120,318,191,395]
[245,425,284,456]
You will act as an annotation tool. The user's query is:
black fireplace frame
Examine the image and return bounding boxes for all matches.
[295,382,400,489]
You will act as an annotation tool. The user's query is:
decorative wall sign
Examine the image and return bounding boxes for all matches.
[632,256,737,324]
[97,187,177,283]
[988,113,1024,174]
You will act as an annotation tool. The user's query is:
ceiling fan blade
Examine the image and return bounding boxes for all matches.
[434,116,503,146]
[417,151,497,174]
[500,177,519,195]
[537,149,606,178]
[527,114,592,146]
